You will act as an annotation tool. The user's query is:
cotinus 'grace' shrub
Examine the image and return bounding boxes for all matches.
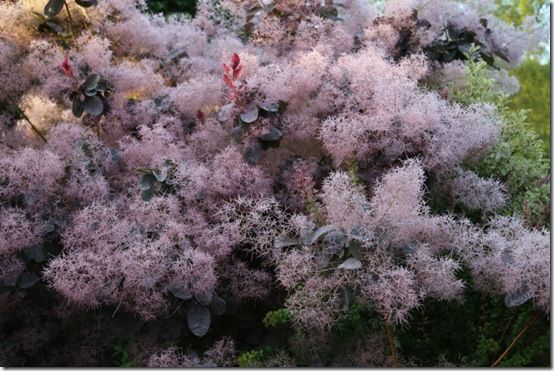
[0,0,549,367]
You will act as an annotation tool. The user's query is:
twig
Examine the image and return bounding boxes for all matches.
[112,299,123,318]
[491,312,541,367]
[64,0,76,39]
[7,98,48,143]
[19,108,48,143]
[384,318,399,367]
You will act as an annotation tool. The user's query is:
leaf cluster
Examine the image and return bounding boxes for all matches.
[44,0,97,18]
[137,161,176,201]
[230,101,285,165]
[424,20,510,67]
[70,73,111,119]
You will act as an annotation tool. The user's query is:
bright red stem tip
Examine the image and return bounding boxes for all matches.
[60,56,74,78]
[231,53,240,70]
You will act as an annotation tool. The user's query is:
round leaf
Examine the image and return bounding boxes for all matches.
[44,0,64,17]
[259,101,279,113]
[72,97,84,118]
[82,74,100,91]
[82,95,104,117]
[217,103,234,123]
[240,105,259,124]
[168,284,192,300]
[75,0,97,7]
[187,304,211,337]
[259,126,283,144]
[337,258,362,270]
[141,188,154,201]
[139,173,157,190]
[306,224,339,245]
[274,235,299,249]
[505,284,534,308]
[195,291,213,306]
[209,294,226,316]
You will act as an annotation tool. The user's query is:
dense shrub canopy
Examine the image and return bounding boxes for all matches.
[0,0,549,366]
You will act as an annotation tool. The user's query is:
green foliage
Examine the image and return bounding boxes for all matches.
[406,57,552,366]
[450,58,497,105]
[332,301,368,338]
[508,58,550,153]
[398,274,550,367]
[450,60,550,227]
[346,158,365,186]
[237,346,274,367]
[493,0,548,26]
[495,333,550,366]
[493,0,550,152]
[328,300,384,360]
[112,340,135,367]
[263,308,291,328]
[475,108,550,227]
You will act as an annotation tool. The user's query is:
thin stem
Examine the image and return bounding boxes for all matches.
[112,299,123,318]
[64,0,76,39]
[491,312,541,367]
[19,109,48,143]
[384,318,399,367]
[7,98,47,143]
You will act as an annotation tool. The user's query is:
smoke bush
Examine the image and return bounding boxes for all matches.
[0,0,548,366]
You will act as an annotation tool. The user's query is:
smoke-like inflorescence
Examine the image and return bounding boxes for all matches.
[0,0,549,367]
